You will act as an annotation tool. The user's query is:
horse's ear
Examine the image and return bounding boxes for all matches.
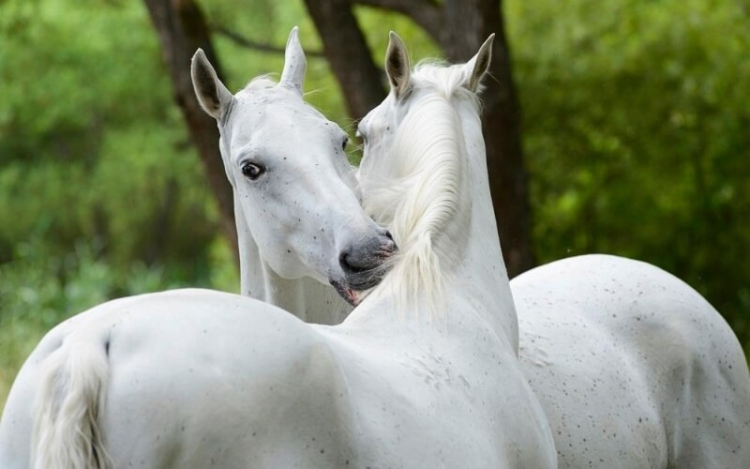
[191,49,233,121]
[279,26,307,95]
[386,31,411,99]
[465,34,495,92]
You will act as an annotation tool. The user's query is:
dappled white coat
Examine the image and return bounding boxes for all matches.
[514,254,750,468]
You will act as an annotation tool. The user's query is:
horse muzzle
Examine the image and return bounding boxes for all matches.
[331,230,398,305]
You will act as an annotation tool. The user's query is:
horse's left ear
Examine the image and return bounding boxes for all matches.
[385,31,411,99]
[191,48,234,121]
[465,34,495,92]
[280,26,307,95]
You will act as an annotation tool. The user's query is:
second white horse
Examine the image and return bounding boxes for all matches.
[359,32,750,469]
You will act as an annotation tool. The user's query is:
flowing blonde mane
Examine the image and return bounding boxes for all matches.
[363,62,483,318]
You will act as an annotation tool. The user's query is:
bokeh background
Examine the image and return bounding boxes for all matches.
[1,0,748,409]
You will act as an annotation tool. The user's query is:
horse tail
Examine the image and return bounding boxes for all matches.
[31,334,112,469]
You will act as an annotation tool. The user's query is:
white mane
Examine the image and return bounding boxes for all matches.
[244,75,278,90]
[364,63,483,317]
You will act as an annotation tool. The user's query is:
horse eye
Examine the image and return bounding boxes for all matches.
[342,136,349,151]
[241,162,265,180]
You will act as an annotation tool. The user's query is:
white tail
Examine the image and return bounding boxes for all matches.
[32,336,112,469]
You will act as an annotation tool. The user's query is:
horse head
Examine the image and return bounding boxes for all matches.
[191,28,396,305]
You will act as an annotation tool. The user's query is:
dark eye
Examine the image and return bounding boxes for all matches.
[241,162,265,180]
[342,136,349,151]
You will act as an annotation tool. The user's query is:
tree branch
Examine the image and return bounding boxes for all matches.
[211,25,326,58]
[350,0,443,41]
[302,0,387,119]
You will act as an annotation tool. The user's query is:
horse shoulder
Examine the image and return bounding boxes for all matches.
[318,322,557,468]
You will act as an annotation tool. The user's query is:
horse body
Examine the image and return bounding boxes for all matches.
[2,289,547,468]
[514,254,750,468]
[90,292,363,468]
[2,290,355,468]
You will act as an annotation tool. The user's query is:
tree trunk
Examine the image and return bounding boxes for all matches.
[302,0,387,119]
[440,0,535,277]
[143,0,239,267]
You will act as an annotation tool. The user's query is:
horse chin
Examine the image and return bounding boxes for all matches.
[330,279,361,307]
[330,261,391,306]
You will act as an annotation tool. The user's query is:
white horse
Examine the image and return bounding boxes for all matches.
[359,34,750,469]
[0,28,395,468]
[193,27,391,323]
[0,32,558,469]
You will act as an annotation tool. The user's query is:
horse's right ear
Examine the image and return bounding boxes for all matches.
[191,49,233,121]
[464,34,494,92]
[385,31,411,99]
[279,27,307,95]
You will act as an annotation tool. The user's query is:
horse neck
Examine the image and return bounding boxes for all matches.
[235,195,352,325]
[356,93,519,351]
[451,101,518,351]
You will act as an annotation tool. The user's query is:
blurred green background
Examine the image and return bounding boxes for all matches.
[1,0,748,409]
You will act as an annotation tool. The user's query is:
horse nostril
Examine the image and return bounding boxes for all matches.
[340,252,363,274]
[382,231,397,254]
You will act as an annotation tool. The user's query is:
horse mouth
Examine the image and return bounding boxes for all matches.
[331,237,397,306]
[347,265,389,291]
[331,280,361,306]
[330,264,389,306]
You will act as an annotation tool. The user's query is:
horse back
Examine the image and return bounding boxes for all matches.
[514,254,750,468]
[93,290,358,468]
[2,289,359,469]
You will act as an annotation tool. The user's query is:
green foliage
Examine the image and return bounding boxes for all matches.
[0,236,198,406]
[507,0,750,344]
[354,6,440,65]
[0,0,218,267]
[207,1,354,129]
